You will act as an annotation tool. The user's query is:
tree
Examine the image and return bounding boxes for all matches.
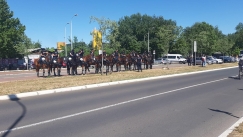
[15,34,32,57]
[90,16,120,52]
[116,13,178,58]
[0,0,26,58]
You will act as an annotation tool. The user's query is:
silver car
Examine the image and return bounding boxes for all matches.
[193,57,212,65]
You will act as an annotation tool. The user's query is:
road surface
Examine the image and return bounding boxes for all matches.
[0,67,242,137]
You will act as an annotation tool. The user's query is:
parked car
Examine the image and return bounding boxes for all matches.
[160,58,172,64]
[207,56,217,64]
[219,56,233,63]
[192,57,212,65]
[212,56,223,64]
[62,61,67,68]
[162,54,187,64]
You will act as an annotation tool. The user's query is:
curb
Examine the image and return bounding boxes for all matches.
[218,117,243,137]
[0,66,237,101]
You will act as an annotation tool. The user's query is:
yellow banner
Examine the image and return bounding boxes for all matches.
[57,42,65,50]
[92,29,102,50]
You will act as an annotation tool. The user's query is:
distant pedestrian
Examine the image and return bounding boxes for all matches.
[201,54,206,67]
[187,56,192,66]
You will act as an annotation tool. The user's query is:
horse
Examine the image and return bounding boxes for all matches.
[82,54,100,74]
[130,53,138,71]
[34,54,52,77]
[125,54,134,71]
[66,55,78,75]
[111,54,127,72]
[143,54,153,69]
[51,56,63,76]
[104,54,114,74]
[76,55,90,75]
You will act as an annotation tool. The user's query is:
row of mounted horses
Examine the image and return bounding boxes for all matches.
[33,53,154,77]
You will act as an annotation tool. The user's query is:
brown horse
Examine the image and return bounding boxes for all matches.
[82,54,100,74]
[34,55,52,77]
[104,55,114,74]
[143,54,153,69]
[125,54,133,71]
[51,57,63,76]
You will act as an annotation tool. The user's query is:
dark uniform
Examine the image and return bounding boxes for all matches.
[79,49,84,58]
[78,49,84,63]
[103,50,106,57]
[90,49,95,60]
[52,49,59,61]
[39,49,47,64]
[137,55,142,72]
[114,50,119,61]
[69,49,76,61]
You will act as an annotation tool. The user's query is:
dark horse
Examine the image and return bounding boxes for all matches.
[66,55,78,75]
[76,55,90,75]
[143,54,153,69]
[51,56,63,76]
[34,54,52,77]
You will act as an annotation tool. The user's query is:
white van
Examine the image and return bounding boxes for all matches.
[162,54,187,64]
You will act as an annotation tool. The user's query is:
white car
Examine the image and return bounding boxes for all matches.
[160,58,172,64]
[212,56,223,64]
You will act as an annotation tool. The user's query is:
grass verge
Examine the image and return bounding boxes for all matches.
[0,63,238,96]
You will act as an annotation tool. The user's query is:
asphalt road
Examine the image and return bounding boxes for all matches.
[0,67,241,137]
[0,64,187,83]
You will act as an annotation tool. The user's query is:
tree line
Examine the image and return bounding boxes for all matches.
[1,0,243,59]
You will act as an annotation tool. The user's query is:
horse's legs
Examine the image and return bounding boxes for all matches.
[48,68,51,76]
[75,66,78,75]
[43,68,45,77]
[71,67,73,75]
[36,67,39,77]
[53,67,56,76]
[67,64,70,75]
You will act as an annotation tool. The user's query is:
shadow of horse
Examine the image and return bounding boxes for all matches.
[1,95,26,137]
[208,108,240,118]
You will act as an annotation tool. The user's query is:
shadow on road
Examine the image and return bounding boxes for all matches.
[2,95,26,137]
[208,108,240,119]
[228,76,239,80]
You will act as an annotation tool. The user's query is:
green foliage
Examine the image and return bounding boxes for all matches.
[0,0,26,58]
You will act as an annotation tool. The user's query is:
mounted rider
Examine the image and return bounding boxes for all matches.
[143,51,148,56]
[90,49,95,61]
[69,49,76,62]
[52,49,59,63]
[103,50,106,57]
[38,48,48,64]
[113,49,119,62]
[79,49,84,62]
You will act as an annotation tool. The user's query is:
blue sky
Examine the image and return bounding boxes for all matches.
[7,0,243,48]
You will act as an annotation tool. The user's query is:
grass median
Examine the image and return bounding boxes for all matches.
[0,63,238,96]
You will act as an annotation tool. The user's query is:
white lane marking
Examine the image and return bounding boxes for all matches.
[0,77,228,134]
[218,117,243,137]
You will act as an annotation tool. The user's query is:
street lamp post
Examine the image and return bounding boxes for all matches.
[70,14,78,50]
[148,31,149,53]
[64,23,69,57]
